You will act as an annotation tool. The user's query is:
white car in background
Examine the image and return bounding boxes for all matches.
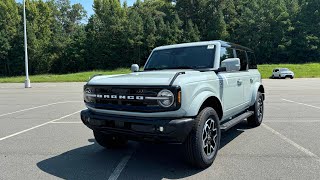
[272,68,294,79]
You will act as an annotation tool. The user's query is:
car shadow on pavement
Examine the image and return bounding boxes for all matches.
[37,121,250,180]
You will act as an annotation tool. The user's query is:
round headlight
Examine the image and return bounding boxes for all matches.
[84,87,95,102]
[157,89,174,108]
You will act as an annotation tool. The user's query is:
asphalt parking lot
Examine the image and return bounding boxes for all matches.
[0,79,320,180]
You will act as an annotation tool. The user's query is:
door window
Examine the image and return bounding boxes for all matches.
[235,50,248,71]
[220,47,235,66]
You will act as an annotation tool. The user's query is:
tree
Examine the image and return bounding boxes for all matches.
[169,14,183,43]
[289,0,320,63]
[0,0,21,76]
[127,9,144,64]
[183,19,200,42]
[49,0,87,73]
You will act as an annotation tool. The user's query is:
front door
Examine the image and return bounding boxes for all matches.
[218,72,244,117]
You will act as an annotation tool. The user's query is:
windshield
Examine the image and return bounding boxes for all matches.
[281,68,289,71]
[144,45,215,70]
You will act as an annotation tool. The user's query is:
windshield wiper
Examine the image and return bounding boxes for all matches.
[164,66,201,70]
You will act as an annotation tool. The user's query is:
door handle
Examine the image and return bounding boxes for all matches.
[237,80,243,86]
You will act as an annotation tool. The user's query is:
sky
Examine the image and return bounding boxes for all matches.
[16,0,137,16]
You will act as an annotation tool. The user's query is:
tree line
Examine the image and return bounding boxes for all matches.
[0,0,319,76]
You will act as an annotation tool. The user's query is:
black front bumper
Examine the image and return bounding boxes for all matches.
[80,109,194,143]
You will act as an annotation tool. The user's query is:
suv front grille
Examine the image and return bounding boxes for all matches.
[84,85,180,112]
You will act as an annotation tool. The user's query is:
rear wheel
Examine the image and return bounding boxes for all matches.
[183,107,221,168]
[93,131,128,149]
[247,92,264,127]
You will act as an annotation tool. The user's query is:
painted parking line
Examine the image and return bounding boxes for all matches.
[0,110,81,142]
[262,123,320,163]
[282,99,320,110]
[0,101,82,118]
[107,149,136,180]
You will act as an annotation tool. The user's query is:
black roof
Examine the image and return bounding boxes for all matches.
[217,40,253,52]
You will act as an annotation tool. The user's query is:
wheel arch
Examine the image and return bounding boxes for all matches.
[258,84,265,100]
[199,96,223,120]
[185,91,223,120]
[250,83,265,106]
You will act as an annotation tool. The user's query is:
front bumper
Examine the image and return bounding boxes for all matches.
[80,109,194,143]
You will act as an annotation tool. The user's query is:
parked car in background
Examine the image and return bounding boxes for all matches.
[272,68,294,79]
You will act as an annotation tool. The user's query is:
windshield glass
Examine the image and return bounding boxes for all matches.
[144,45,215,70]
[281,68,289,71]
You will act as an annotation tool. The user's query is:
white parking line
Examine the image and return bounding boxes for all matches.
[108,150,135,180]
[0,101,82,118]
[262,123,320,163]
[282,99,320,110]
[0,110,81,142]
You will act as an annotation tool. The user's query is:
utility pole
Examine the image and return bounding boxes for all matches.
[23,0,31,88]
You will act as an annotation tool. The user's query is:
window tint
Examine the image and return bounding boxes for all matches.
[235,50,248,71]
[220,47,235,65]
[247,52,257,69]
[144,46,215,70]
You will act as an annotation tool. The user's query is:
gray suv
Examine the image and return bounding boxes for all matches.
[81,40,265,168]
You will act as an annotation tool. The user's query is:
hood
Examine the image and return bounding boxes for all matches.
[88,70,189,86]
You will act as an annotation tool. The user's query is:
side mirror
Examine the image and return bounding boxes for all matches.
[131,64,139,72]
[220,58,240,72]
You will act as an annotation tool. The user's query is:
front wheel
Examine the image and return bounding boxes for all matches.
[183,107,221,168]
[247,92,264,127]
[93,131,128,149]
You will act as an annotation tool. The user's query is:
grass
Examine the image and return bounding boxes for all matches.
[0,63,319,83]
[0,68,131,83]
[258,63,320,79]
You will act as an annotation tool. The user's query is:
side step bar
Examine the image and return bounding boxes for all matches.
[220,111,254,132]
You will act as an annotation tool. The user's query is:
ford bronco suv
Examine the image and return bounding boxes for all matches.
[81,40,265,168]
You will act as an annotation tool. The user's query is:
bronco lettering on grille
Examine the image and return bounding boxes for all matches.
[96,94,144,100]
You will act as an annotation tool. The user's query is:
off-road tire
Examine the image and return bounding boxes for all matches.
[247,92,264,127]
[93,131,128,149]
[183,107,221,169]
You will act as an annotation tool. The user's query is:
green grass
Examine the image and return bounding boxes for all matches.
[0,68,131,83]
[258,63,320,79]
[0,64,319,83]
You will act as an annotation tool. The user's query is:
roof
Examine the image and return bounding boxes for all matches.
[154,40,253,52]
